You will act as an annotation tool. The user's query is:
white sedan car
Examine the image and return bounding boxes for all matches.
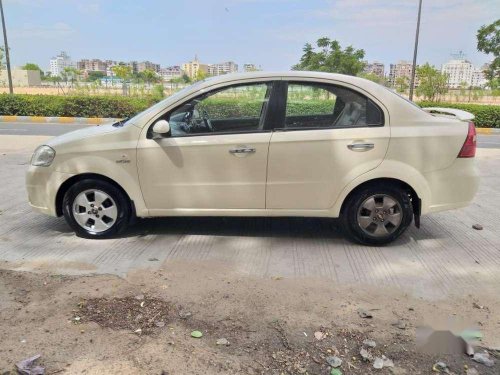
[26,72,479,245]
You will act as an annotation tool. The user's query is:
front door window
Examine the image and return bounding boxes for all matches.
[167,82,273,136]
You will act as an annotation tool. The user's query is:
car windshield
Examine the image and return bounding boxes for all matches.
[122,79,210,126]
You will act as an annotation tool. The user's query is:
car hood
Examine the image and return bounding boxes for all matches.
[45,123,120,149]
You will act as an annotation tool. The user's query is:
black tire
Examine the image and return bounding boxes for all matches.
[340,183,413,246]
[62,179,131,239]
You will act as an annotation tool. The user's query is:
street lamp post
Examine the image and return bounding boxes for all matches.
[0,0,13,94]
[409,0,423,101]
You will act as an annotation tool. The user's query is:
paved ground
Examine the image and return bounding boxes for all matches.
[0,121,499,148]
[0,135,499,301]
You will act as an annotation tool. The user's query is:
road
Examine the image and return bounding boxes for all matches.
[0,121,498,148]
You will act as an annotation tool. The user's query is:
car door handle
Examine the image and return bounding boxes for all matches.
[229,147,256,155]
[347,143,374,152]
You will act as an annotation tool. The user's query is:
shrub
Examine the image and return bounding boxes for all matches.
[0,94,159,118]
[418,101,500,128]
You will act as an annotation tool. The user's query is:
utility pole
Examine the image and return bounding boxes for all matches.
[0,0,13,94]
[409,0,422,101]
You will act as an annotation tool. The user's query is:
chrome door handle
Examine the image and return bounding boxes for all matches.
[229,147,256,155]
[347,143,374,152]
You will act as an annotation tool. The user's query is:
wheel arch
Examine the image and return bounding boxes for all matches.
[55,173,136,219]
[338,177,421,222]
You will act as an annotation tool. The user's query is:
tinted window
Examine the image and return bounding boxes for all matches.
[284,82,383,129]
[167,82,273,136]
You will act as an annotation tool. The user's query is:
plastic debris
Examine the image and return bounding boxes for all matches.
[179,311,192,319]
[326,356,342,368]
[382,355,394,367]
[472,351,495,367]
[432,361,449,373]
[330,369,342,375]
[15,354,45,375]
[191,330,203,338]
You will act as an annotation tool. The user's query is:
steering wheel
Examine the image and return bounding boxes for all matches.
[201,109,214,132]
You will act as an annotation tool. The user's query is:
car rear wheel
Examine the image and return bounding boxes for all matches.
[62,179,130,239]
[340,183,413,246]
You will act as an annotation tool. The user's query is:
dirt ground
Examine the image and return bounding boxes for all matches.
[0,260,498,375]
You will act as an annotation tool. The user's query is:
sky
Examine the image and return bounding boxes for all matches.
[3,0,498,71]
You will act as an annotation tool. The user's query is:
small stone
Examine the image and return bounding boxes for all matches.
[373,357,384,369]
[357,308,373,319]
[326,356,342,368]
[360,348,373,362]
[134,294,144,300]
[155,321,165,328]
[179,311,192,319]
[134,328,142,334]
[472,224,483,230]
[148,258,159,261]
[216,338,229,346]
[432,361,448,372]
[466,368,479,375]
[382,355,394,368]
[363,339,376,348]
[314,331,327,341]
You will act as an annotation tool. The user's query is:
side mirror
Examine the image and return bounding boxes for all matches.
[152,120,170,139]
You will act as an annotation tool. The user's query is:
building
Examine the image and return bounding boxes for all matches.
[441,59,487,88]
[388,61,419,88]
[137,61,160,73]
[182,56,209,79]
[363,61,385,78]
[77,59,107,76]
[208,61,238,76]
[159,66,182,81]
[0,69,42,86]
[49,51,74,77]
[243,64,261,72]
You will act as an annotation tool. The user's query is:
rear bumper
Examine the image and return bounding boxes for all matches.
[423,158,479,214]
[26,166,74,217]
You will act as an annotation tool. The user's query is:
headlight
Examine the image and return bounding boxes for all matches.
[31,145,56,167]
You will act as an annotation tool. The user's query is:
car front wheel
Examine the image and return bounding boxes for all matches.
[62,179,130,239]
[340,183,413,246]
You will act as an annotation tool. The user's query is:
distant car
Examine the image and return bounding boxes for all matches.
[26,72,479,245]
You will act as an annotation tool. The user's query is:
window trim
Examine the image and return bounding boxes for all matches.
[147,80,277,139]
[273,81,385,132]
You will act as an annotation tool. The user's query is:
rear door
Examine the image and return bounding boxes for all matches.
[266,80,390,210]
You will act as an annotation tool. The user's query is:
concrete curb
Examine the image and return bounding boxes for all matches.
[0,115,118,125]
[476,128,500,135]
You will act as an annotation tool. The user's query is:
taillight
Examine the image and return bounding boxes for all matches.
[458,122,476,158]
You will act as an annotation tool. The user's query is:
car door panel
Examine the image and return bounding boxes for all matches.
[137,132,271,210]
[266,127,389,209]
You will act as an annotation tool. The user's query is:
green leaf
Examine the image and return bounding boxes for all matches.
[191,330,203,338]
[330,369,342,375]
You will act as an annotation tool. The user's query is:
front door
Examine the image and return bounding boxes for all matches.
[266,80,390,210]
[137,81,274,212]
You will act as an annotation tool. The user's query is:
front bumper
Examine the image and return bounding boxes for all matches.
[26,166,74,217]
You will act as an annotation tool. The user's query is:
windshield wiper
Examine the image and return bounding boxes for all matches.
[112,117,129,127]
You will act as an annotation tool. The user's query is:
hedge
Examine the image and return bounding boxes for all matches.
[0,94,498,128]
[0,94,156,118]
[418,101,500,128]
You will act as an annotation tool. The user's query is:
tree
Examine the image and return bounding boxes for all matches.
[358,72,387,86]
[86,71,105,82]
[111,65,132,81]
[415,63,449,101]
[292,37,366,75]
[395,76,409,93]
[477,19,500,89]
[194,69,207,82]
[139,69,160,85]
